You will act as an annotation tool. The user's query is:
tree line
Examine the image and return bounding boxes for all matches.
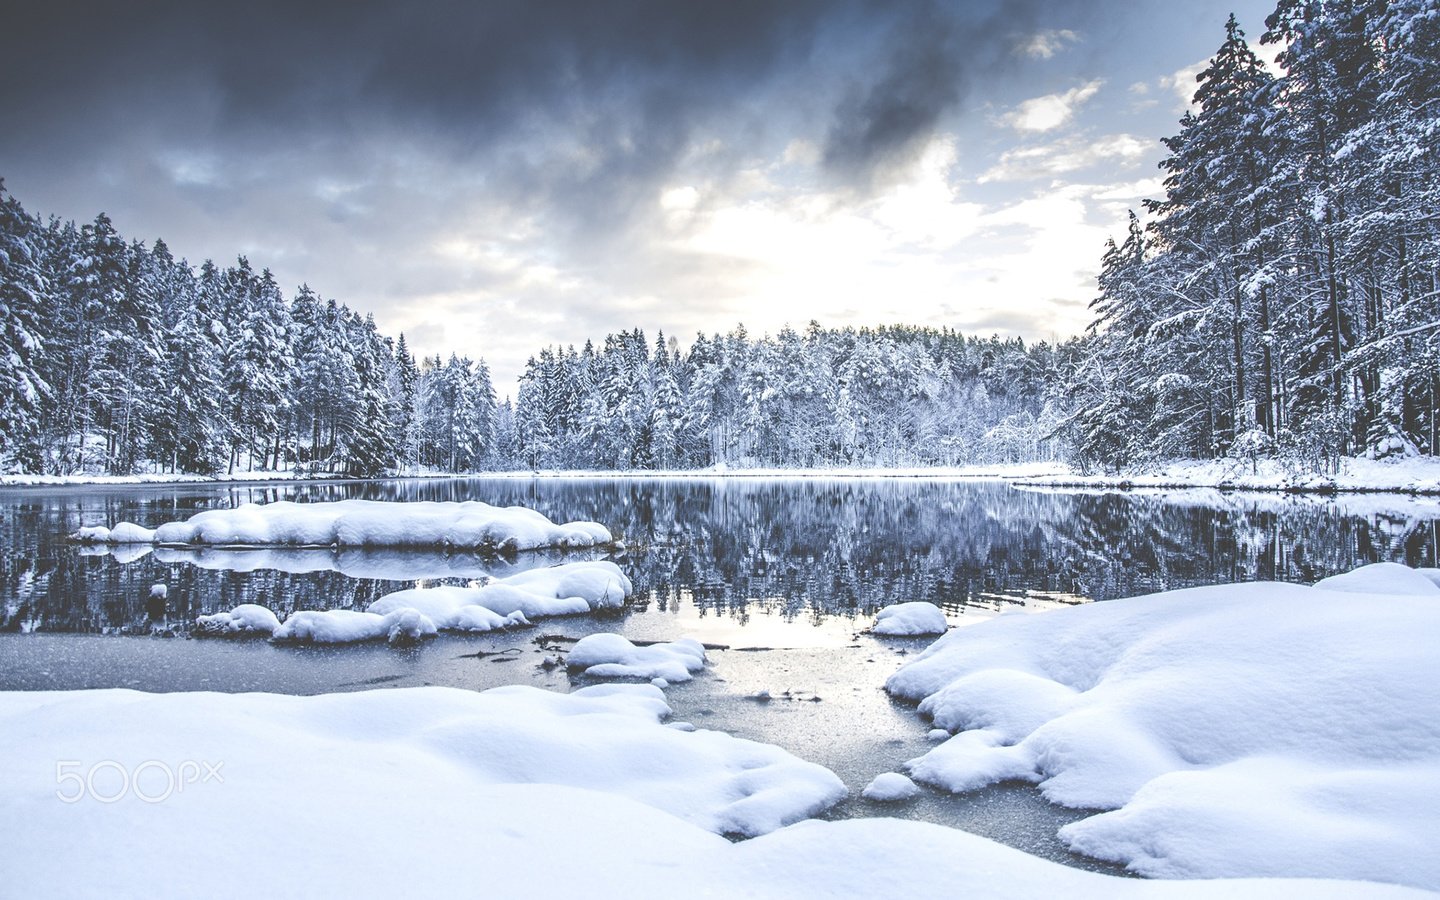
[1071,0,1439,472]
[0,181,1069,476]
[2,0,1436,477]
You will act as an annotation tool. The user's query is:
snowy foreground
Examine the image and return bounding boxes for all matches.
[0,685,1426,900]
[887,562,1440,890]
[72,498,614,552]
[196,560,631,643]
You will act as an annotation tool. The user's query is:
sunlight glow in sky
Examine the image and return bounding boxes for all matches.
[1,0,1276,390]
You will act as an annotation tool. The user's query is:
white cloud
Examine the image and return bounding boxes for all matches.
[1015,29,1079,59]
[980,133,1151,183]
[1160,58,1208,110]
[1001,80,1104,133]
[660,185,700,212]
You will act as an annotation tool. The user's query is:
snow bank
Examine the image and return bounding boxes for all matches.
[1020,454,1440,495]
[193,604,281,636]
[200,560,631,644]
[0,687,1424,899]
[71,499,615,552]
[569,634,707,682]
[0,685,842,839]
[1312,561,1440,596]
[886,563,1440,889]
[873,601,949,636]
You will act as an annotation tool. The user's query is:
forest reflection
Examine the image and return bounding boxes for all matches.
[3,478,1437,635]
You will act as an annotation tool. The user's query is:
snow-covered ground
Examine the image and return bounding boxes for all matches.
[198,560,632,644]
[1,462,1073,487]
[887,562,1440,889]
[1021,455,1440,495]
[0,683,1428,899]
[13,455,1440,494]
[0,468,332,487]
[71,498,615,552]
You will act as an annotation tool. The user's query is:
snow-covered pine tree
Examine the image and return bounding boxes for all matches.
[0,180,50,471]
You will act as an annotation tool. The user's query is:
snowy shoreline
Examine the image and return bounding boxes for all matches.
[7,456,1440,495]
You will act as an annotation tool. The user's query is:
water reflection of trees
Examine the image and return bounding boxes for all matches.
[2,479,1437,633]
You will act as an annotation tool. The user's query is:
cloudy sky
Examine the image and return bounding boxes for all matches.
[2,0,1276,391]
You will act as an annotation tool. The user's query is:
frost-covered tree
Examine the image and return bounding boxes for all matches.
[0,181,49,470]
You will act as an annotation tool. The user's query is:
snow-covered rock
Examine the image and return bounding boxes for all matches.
[873,601,948,635]
[569,634,707,682]
[861,772,921,801]
[194,603,281,636]
[886,565,1440,889]
[72,499,615,552]
[0,686,1422,899]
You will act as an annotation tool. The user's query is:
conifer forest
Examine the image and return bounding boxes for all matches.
[1,0,1436,477]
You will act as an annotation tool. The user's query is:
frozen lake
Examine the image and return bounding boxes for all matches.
[3,475,1439,871]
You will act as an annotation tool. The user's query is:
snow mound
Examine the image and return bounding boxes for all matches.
[194,603,281,636]
[273,608,439,646]
[873,601,948,635]
[861,772,921,801]
[72,499,615,552]
[1313,561,1440,596]
[367,560,630,619]
[885,565,1440,889]
[72,522,160,543]
[0,686,1423,899]
[569,634,707,682]
[200,561,630,644]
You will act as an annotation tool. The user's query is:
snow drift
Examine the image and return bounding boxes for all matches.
[886,562,1440,889]
[0,685,1424,899]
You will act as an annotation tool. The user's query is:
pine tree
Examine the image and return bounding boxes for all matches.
[0,180,49,471]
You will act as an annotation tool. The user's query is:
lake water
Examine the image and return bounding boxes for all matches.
[3,476,1438,870]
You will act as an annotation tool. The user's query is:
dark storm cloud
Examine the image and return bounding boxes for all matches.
[2,2,828,169]
[818,0,1088,187]
[3,1,1103,202]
